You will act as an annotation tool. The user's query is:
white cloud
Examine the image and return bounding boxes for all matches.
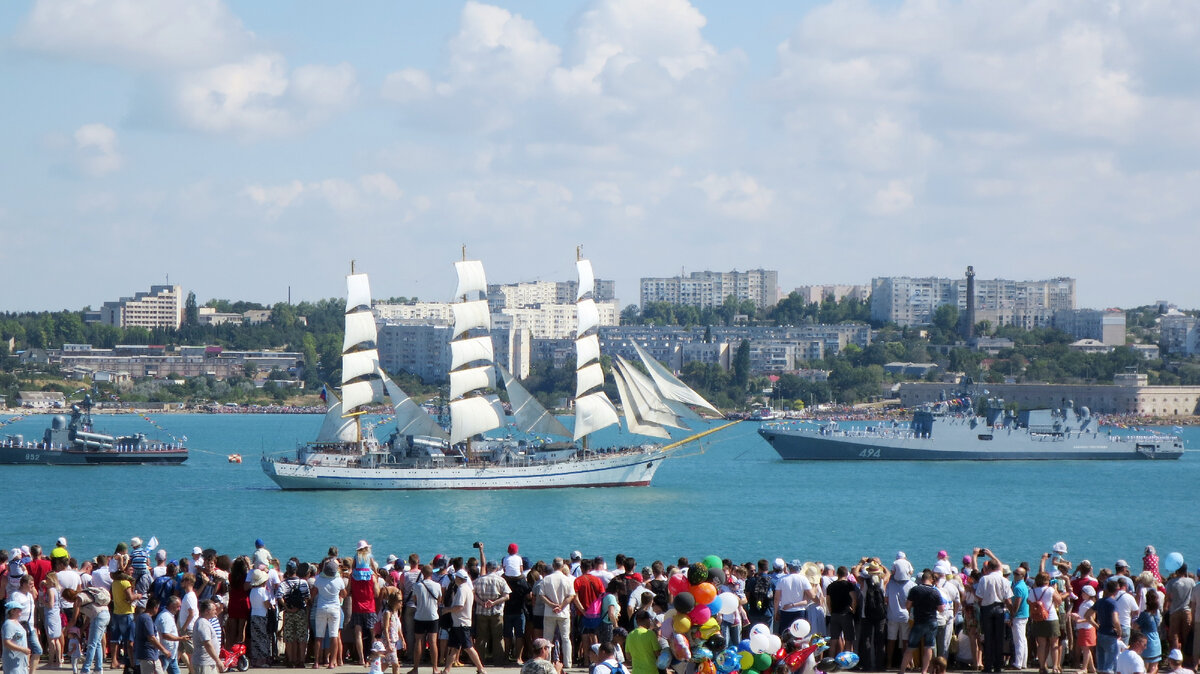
[868,180,915,216]
[170,54,357,137]
[73,123,122,177]
[18,0,252,69]
[242,173,406,219]
[694,173,774,220]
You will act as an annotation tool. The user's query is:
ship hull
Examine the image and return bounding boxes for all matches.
[758,426,1184,461]
[260,451,665,490]
[0,445,189,465]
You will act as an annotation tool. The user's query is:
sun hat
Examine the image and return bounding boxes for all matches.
[130,537,143,548]
[371,641,387,654]
[1053,541,1068,555]
[251,569,268,587]
[357,540,370,550]
[787,559,803,571]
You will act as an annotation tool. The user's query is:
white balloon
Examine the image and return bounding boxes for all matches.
[789,618,811,639]
[718,592,739,616]
[750,623,771,638]
[749,631,772,655]
[767,634,783,653]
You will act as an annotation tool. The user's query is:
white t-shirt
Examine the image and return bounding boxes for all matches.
[250,586,271,617]
[541,572,575,618]
[451,581,474,627]
[58,569,82,609]
[1075,599,1095,630]
[152,565,167,579]
[313,575,346,612]
[776,573,813,612]
[502,554,523,578]
[11,590,34,623]
[178,591,198,631]
[1115,649,1145,674]
[1113,591,1139,629]
[90,566,113,591]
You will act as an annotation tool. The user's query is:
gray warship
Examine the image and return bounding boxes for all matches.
[757,396,1184,461]
[0,394,188,465]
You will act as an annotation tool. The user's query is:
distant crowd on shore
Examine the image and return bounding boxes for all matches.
[3,538,1200,674]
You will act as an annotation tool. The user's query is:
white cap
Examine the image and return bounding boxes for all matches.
[1168,649,1184,662]
[56,537,67,547]
[571,551,582,560]
[1082,585,1096,597]
[192,547,203,556]
[896,551,906,560]
[774,557,786,570]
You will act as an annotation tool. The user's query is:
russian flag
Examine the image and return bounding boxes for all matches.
[319,384,327,402]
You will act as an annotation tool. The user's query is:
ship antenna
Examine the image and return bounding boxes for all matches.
[461,244,466,262]
[350,259,356,274]
[576,245,582,261]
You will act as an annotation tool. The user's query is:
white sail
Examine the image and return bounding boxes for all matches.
[497,364,570,438]
[315,389,357,443]
[611,366,671,439]
[454,260,488,299]
[378,368,448,440]
[343,311,378,352]
[449,396,502,445]
[341,378,385,415]
[575,362,605,398]
[452,300,491,339]
[341,349,379,384]
[576,259,595,301]
[450,364,497,400]
[576,298,599,335]
[346,273,372,312]
[666,398,703,421]
[631,342,721,416]
[575,334,600,369]
[450,335,495,370]
[614,357,687,429]
[573,392,619,441]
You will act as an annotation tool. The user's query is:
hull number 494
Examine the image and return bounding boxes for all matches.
[858,448,881,459]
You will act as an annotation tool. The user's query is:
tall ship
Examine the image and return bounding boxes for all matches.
[758,394,1184,461]
[0,395,188,465]
[261,252,732,490]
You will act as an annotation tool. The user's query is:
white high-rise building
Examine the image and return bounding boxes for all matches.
[99,284,184,330]
[870,275,1075,328]
[640,269,780,309]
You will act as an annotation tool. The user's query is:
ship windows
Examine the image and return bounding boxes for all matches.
[978,434,993,441]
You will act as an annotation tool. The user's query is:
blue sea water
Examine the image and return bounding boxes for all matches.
[3,412,1198,573]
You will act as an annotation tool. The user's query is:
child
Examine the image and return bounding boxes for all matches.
[380,596,403,674]
[368,641,386,674]
[66,626,84,674]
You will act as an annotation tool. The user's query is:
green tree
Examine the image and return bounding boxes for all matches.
[184,292,199,326]
[733,339,750,388]
[932,304,959,335]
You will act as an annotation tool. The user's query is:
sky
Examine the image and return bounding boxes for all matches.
[1,0,1198,313]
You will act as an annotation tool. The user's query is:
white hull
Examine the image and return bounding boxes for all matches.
[260,449,666,490]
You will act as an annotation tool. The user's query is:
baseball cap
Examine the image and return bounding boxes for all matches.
[937,550,948,559]
[1116,559,1129,569]
[1082,585,1096,597]
[773,557,786,570]
[508,543,519,554]
[255,538,265,548]
[1168,650,1184,662]
[56,537,67,547]
[896,551,906,560]
[286,560,298,573]
[571,551,582,560]
[386,554,398,564]
[432,554,446,567]
[192,547,203,555]
[453,569,470,580]
[4,600,22,612]
[788,559,803,571]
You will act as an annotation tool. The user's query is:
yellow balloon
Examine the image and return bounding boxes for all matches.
[699,618,721,639]
[673,615,692,634]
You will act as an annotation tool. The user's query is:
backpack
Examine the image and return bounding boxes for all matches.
[864,580,886,622]
[85,586,111,607]
[1030,588,1050,621]
[284,581,307,610]
[747,575,772,614]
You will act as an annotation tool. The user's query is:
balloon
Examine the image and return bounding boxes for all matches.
[788,619,811,639]
[752,653,774,671]
[737,639,752,653]
[834,652,860,670]
[674,591,697,613]
[784,651,807,671]
[708,567,727,586]
[1164,552,1185,574]
[775,647,788,661]
[669,574,691,597]
[716,648,741,674]
[749,630,772,655]
[708,598,724,616]
[718,592,739,615]
[705,635,728,653]
[701,661,717,674]
[694,647,714,662]
[693,582,718,605]
[688,607,710,628]
[704,555,723,570]
[739,652,755,671]
[700,618,722,639]
[674,615,692,634]
[688,562,711,585]
[818,657,840,673]
[767,635,783,654]
[749,624,771,639]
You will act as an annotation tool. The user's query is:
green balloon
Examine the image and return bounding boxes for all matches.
[753,653,774,671]
[703,555,723,570]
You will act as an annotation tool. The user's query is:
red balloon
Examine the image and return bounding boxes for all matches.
[775,648,788,661]
[689,605,712,625]
[785,652,805,672]
[668,574,690,597]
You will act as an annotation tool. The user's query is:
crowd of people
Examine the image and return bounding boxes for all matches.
[2,538,1199,674]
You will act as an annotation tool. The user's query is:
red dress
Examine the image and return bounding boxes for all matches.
[228,582,252,620]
